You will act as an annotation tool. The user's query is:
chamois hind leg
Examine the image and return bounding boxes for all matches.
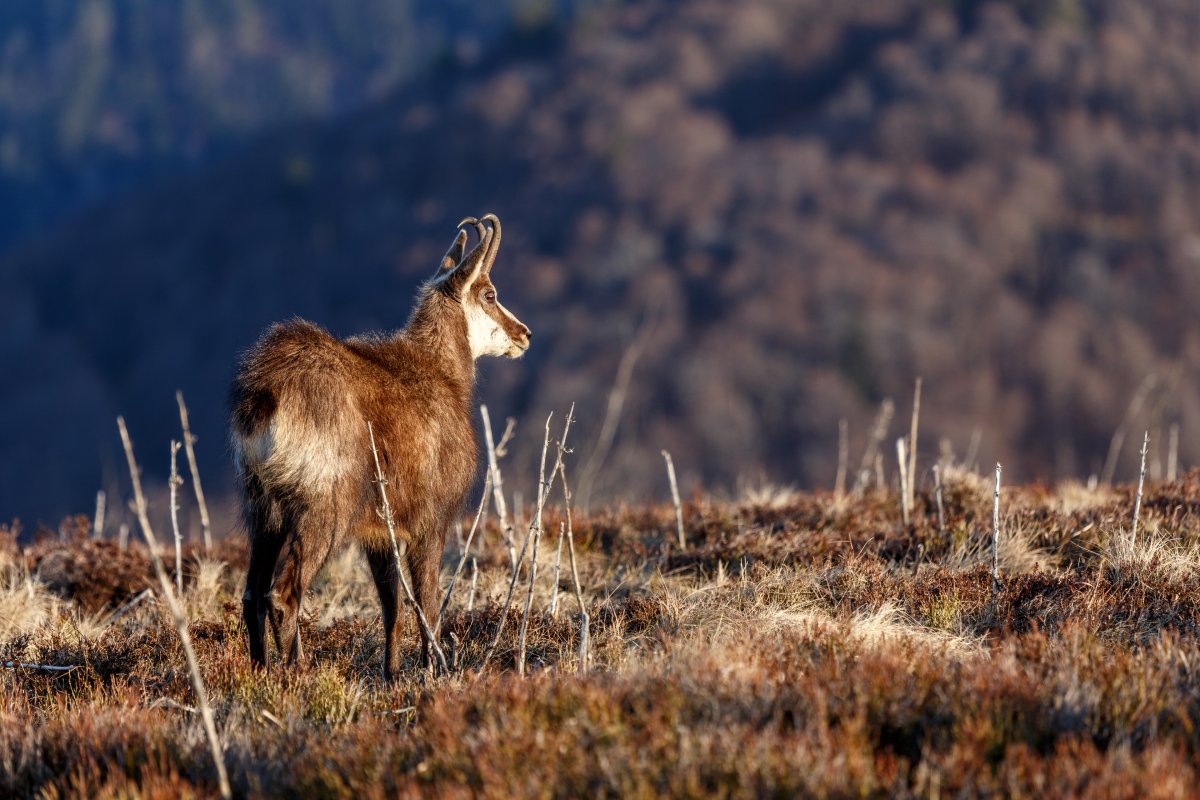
[365,546,406,681]
[243,528,286,668]
[268,519,337,668]
[241,481,286,668]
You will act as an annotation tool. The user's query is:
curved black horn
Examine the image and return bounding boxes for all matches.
[457,216,487,245]
[456,215,491,272]
[480,213,502,275]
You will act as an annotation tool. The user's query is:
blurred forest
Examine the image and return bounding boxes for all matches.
[4,0,1200,524]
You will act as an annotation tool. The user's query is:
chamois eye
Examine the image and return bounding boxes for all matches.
[484,291,496,304]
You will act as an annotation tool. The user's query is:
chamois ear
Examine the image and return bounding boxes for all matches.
[440,229,468,271]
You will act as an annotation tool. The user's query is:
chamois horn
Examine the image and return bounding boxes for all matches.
[456,216,491,272]
[480,213,502,275]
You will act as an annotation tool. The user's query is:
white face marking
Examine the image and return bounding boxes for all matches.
[464,297,515,359]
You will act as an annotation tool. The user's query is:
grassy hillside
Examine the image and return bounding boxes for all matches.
[3,464,1200,796]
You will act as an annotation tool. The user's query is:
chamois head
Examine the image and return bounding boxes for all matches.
[436,213,532,359]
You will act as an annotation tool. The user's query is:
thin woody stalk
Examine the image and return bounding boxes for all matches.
[176,391,213,553]
[169,440,184,596]
[117,417,230,800]
[557,459,589,672]
[436,472,491,634]
[480,406,574,672]
[481,405,518,570]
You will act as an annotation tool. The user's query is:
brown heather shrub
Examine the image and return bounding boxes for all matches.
[3,477,1200,797]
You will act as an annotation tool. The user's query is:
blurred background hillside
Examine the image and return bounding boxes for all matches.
[3,0,1200,526]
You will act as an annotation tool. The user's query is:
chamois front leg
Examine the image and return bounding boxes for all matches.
[407,536,444,670]
[366,546,406,681]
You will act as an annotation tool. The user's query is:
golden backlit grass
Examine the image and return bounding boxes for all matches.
[3,472,1200,797]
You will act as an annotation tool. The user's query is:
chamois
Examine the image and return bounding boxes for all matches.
[230,214,531,679]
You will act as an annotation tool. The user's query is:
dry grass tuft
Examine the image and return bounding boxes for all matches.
[0,550,58,640]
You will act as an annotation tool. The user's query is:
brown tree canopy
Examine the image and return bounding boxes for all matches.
[3,0,1200,521]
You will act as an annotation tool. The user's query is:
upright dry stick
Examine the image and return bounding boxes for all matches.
[661,449,686,548]
[854,398,895,493]
[481,405,518,570]
[1168,423,1180,483]
[480,408,574,671]
[1131,430,1149,546]
[964,428,983,472]
[549,522,564,618]
[93,490,106,538]
[169,440,185,597]
[896,437,910,526]
[933,464,946,534]
[516,515,542,676]
[435,472,491,634]
[992,463,1002,594]
[176,391,213,553]
[1102,374,1158,487]
[577,329,645,508]
[908,378,922,516]
[558,460,590,672]
[466,558,478,612]
[835,419,849,500]
[117,417,230,800]
[367,422,448,676]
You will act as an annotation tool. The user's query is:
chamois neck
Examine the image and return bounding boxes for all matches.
[403,286,476,387]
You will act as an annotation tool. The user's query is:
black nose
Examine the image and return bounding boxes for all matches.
[523,326,533,340]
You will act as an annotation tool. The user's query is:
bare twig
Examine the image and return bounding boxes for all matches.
[117,417,230,800]
[466,558,478,612]
[933,464,945,535]
[106,588,155,627]
[854,398,894,493]
[835,419,849,500]
[516,511,543,676]
[964,428,983,472]
[1168,423,1180,483]
[1102,374,1158,487]
[481,405,517,571]
[176,391,213,553]
[436,472,491,634]
[578,327,646,508]
[558,460,589,672]
[481,408,574,671]
[549,522,564,618]
[93,490,106,538]
[908,378,922,516]
[260,709,285,729]
[896,437,910,526]
[150,697,198,714]
[4,662,79,673]
[169,440,184,597]
[992,463,1002,595]
[118,523,130,550]
[495,416,517,457]
[367,422,448,676]
[1132,431,1149,546]
[661,450,686,549]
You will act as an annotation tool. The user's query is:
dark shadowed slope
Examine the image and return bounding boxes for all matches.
[5,0,1200,523]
